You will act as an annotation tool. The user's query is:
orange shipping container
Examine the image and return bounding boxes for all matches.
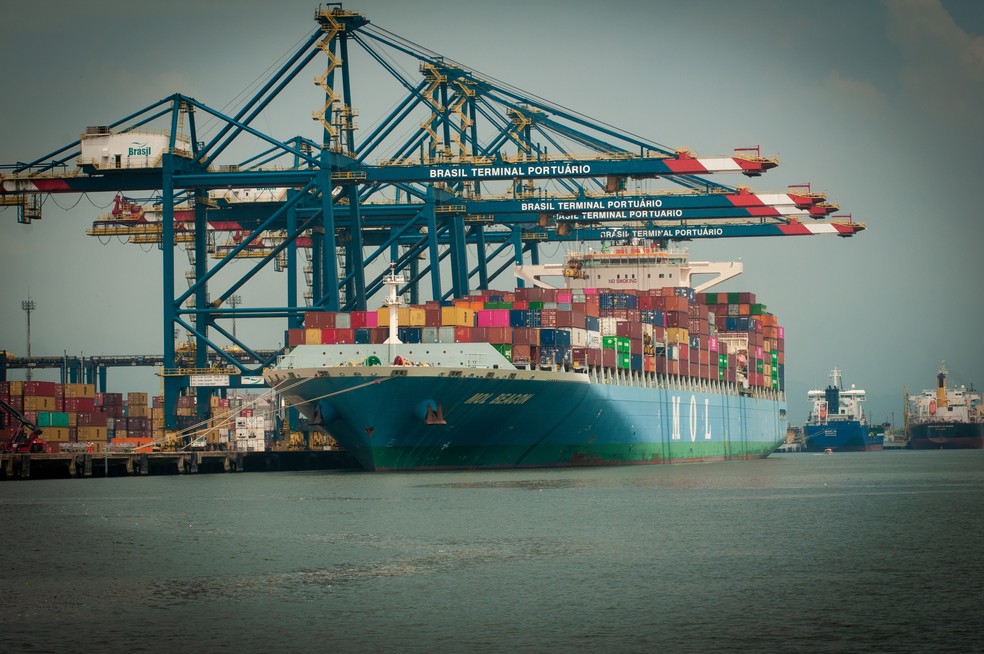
[112,437,154,450]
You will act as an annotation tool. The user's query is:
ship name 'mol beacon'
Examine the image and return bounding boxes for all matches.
[264,243,787,471]
[906,363,983,449]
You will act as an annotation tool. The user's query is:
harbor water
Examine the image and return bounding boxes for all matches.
[1,450,982,653]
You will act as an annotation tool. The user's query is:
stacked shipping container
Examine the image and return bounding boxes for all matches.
[0,382,270,452]
[290,286,785,391]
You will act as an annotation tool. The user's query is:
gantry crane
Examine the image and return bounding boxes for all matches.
[0,5,864,427]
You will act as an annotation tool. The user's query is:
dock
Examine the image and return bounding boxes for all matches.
[0,449,359,480]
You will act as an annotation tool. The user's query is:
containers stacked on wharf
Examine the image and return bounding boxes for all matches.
[0,381,270,453]
[288,286,785,391]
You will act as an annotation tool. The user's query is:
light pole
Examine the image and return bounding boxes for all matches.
[228,294,242,341]
[22,298,35,381]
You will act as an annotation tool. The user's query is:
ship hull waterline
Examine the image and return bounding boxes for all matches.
[907,422,984,450]
[804,420,883,452]
[268,366,787,471]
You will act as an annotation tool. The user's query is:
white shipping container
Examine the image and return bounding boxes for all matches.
[599,317,619,336]
[586,331,602,349]
[235,437,265,452]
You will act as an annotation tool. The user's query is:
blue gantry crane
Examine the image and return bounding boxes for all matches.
[0,5,863,427]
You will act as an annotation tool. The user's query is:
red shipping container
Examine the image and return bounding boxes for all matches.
[288,328,306,346]
[616,321,643,340]
[23,381,58,397]
[424,309,442,327]
[486,327,511,344]
[512,328,540,346]
[63,397,96,413]
[77,412,109,427]
[304,311,335,328]
[454,326,473,343]
[665,310,688,328]
[349,311,380,329]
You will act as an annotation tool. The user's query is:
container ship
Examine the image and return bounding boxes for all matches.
[906,364,983,449]
[264,244,788,471]
[804,368,882,452]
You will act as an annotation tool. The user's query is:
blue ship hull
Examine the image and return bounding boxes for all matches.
[269,364,787,471]
[804,420,883,452]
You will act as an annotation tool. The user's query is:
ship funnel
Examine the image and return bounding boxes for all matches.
[937,362,949,408]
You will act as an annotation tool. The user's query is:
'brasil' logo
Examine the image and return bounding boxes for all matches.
[128,141,152,157]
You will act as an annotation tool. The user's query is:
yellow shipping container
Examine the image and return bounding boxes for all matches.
[441,306,474,327]
[127,392,148,406]
[408,307,427,327]
[305,328,322,345]
[67,412,78,427]
[63,383,96,399]
[43,427,71,442]
[666,327,690,345]
[9,381,24,396]
[78,426,109,442]
[397,307,411,326]
[127,405,151,418]
[23,396,55,411]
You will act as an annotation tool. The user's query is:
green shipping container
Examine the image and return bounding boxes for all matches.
[529,301,544,310]
[727,292,741,304]
[617,352,631,369]
[719,354,728,368]
[492,343,513,359]
[37,411,70,428]
[616,337,631,354]
[756,360,764,373]
[602,336,617,350]
[704,292,718,305]
[750,303,768,315]
[770,350,778,364]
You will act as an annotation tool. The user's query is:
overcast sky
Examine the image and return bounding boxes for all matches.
[1,0,981,426]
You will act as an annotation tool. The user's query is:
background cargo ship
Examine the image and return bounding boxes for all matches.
[804,368,882,452]
[906,364,983,449]
[265,244,788,471]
